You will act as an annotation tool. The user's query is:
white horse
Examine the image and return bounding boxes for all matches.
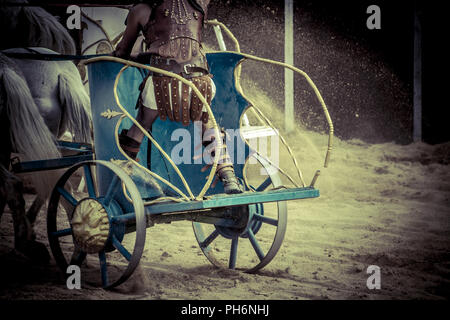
[0,1,92,262]
[0,0,76,54]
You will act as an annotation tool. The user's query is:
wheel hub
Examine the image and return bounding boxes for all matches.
[215,205,249,239]
[71,199,110,253]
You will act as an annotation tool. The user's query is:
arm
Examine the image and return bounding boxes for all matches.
[113,5,150,60]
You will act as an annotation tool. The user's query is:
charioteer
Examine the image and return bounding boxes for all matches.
[113,0,243,194]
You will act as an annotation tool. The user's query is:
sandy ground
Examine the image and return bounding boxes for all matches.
[1,0,448,304]
[1,120,449,300]
[1,25,449,299]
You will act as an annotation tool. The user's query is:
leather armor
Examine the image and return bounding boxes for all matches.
[152,74,212,125]
[140,0,212,125]
[143,0,209,64]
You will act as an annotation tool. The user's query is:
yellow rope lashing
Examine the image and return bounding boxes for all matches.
[205,20,333,189]
[84,56,223,201]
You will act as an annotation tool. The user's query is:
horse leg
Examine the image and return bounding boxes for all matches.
[0,165,6,221]
[0,180,6,223]
[26,196,45,228]
[0,165,29,244]
[0,164,12,223]
[0,198,5,222]
[0,165,50,263]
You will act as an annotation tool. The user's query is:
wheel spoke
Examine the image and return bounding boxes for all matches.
[99,250,108,288]
[111,235,132,261]
[83,165,97,198]
[229,237,239,269]
[247,229,265,261]
[70,247,87,266]
[199,230,220,249]
[56,187,78,220]
[255,177,272,192]
[254,213,278,226]
[192,155,288,274]
[49,228,72,238]
[103,175,120,207]
[57,187,78,207]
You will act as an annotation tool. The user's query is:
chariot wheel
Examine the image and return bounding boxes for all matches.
[193,153,287,272]
[47,160,146,288]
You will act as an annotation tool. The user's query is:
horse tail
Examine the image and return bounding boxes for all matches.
[21,6,76,55]
[0,55,61,199]
[58,71,92,144]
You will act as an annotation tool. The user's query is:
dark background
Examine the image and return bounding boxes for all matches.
[305,0,444,144]
[210,0,442,144]
[285,0,444,144]
[29,0,444,144]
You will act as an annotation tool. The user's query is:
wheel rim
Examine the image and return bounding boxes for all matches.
[192,153,287,272]
[47,160,146,288]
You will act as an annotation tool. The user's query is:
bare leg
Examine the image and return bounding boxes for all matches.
[119,107,159,159]
[127,107,159,143]
[121,107,243,193]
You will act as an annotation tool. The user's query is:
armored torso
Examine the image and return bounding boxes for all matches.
[143,0,209,63]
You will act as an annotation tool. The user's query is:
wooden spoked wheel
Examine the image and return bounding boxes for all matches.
[193,154,287,272]
[47,160,146,288]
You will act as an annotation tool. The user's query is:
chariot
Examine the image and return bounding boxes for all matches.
[12,45,332,290]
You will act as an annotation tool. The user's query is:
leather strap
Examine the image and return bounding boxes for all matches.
[152,77,166,120]
[190,78,202,121]
[171,79,181,121]
[162,78,174,120]
[153,77,174,121]
[181,82,190,126]
[202,128,233,168]
[200,77,212,124]
[149,55,209,78]
[201,112,209,124]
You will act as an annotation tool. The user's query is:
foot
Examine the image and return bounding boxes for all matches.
[217,168,244,194]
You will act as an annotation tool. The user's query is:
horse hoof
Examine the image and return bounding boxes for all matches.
[16,241,50,264]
